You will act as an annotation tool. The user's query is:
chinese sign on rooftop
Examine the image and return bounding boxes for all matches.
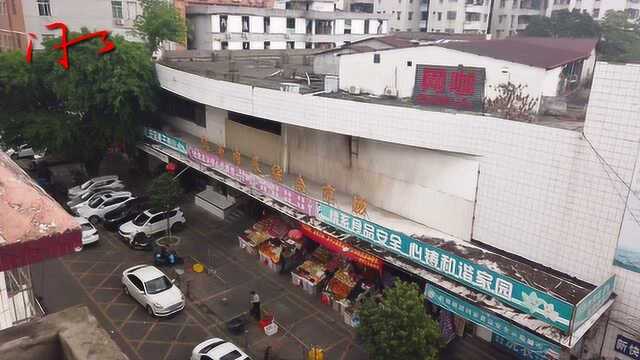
[317,202,574,333]
[412,64,485,112]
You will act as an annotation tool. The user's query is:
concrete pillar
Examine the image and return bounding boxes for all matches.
[281,124,289,174]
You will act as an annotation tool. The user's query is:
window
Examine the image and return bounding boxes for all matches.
[437,12,442,20]
[447,10,456,20]
[627,8,639,19]
[592,8,599,18]
[364,19,370,34]
[445,27,454,33]
[242,41,249,49]
[127,275,144,291]
[228,111,282,135]
[145,276,172,294]
[286,17,295,31]
[483,14,488,22]
[264,16,270,32]
[264,41,270,49]
[37,0,50,16]
[511,15,515,26]
[219,350,243,360]
[0,1,5,15]
[287,41,294,49]
[373,53,380,63]
[410,0,413,3]
[220,15,228,32]
[305,42,312,48]
[149,215,163,224]
[344,19,351,34]
[499,0,506,7]
[221,41,228,49]
[512,0,517,8]
[465,12,480,21]
[498,14,506,23]
[421,11,428,20]
[407,60,412,66]
[408,12,413,20]
[397,11,401,20]
[111,1,123,19]
[242,15,249,32]
[159,91,206,127]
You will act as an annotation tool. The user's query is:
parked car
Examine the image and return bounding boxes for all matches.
[103,196,150,231]
[6,144,46,160]
[67,175,123,199]
[191,338,252,360]
[73,217,99,251]
[121,264,184,317]
[67,189,116,210]
[76,192,136,224]
[118,208,186,249]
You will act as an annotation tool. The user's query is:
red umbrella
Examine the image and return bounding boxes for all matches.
[288,229,303,240]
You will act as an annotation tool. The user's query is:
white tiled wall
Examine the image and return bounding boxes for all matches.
[157,64,640,344]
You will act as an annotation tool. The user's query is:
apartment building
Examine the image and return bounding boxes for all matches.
[427,0,640,38]
[373,0,426,32]
[188,1,389,50]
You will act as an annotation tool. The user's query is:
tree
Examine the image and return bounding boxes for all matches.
[484,82,539,123]
[148,173,183,238]
[522,9,600,38]
[599,11,640,62]
[0,31,158,174]
[134,0,187,53]
[358,280,440,360]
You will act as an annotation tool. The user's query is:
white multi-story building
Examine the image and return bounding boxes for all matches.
[427,0,640,38]
[188,1,389,50]
[19,0,143,49]
[373,0,425,32]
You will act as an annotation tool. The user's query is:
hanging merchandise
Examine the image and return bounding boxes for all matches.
[439,309,456,344]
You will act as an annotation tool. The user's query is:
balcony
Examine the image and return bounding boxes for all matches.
[463,20,487,30]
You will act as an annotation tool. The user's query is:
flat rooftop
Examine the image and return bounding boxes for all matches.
[160,50,586,131]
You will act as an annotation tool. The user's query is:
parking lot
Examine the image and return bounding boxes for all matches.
[33,189,369,360]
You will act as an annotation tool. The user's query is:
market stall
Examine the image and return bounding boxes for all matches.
[292,246,335,295]
[239,215,290,255]
[258,229,305,273]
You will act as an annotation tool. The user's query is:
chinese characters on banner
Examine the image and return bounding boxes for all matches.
[492,334,553,360]
[184,145,317,217]
[412,65,485,112]
[615,335,640,360]
[144,128,188,155]
[26,22,115,69]
[571,275,615,332]
[426,285,561,359]
[317,202,574,333]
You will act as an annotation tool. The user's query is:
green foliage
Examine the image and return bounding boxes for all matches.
[599,11,640,62]
[134,0,186,53]
[0,31,158,174]
[358,281,440,360]
[149,173,183,212]
[522,9,600,38]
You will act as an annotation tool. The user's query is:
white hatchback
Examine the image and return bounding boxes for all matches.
[121,265,185,317]
[191,338,252,360]
[76,192,135,224]
[67,175,124,199]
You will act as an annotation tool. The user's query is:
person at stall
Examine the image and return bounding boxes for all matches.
[249,291,261,321]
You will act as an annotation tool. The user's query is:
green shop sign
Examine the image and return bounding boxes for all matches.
[318,203,574,333]
[144,128,188,155]
[425,285,561,358]
[571,275,615,331]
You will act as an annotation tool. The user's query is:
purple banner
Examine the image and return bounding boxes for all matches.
[188,147,317,217]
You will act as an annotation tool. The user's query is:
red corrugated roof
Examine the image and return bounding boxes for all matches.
[439,37,598,69]
[0,151,81,270]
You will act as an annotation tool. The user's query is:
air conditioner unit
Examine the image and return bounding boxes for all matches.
[114,19,124,26]
[348,85,361,95]
[384,87,398,97]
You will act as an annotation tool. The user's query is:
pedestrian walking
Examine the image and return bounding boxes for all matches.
[250,291,261,321]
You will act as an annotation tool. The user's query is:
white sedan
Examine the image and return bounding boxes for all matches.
[67,189,118,210]
[76,192,135,224]
[67,175,124,199]
[73,217,99,251]
[121,265,185,317]
[192,338,252,360]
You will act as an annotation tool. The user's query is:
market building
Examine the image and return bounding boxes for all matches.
[138,47,640,359]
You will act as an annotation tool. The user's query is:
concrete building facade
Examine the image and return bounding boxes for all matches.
[189,3,389,50]
[0,0,26,51]
[147,50,640,358]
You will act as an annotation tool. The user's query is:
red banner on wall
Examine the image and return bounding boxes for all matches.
[300,224,383,272]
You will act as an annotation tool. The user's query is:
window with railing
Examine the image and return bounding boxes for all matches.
[111,1,123,19]
[37,0,50,16]
[465,12,481,21]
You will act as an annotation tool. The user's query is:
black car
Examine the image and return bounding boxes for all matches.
[103,196,149,231]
